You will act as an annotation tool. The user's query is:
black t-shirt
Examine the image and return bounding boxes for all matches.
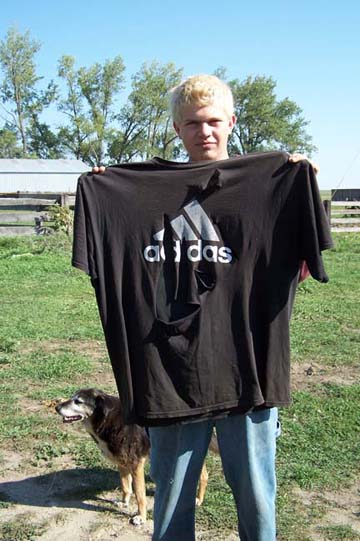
[72,151,333,425]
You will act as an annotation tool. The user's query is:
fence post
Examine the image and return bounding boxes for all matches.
[60,194,70,207]
[323,199,331,223]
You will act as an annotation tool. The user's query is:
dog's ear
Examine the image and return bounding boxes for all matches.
[91,388,103,398]
[94,393,111,415]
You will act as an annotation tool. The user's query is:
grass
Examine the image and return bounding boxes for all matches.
[319,525,360,540]
[0,235,101,341]
[0,233,359,540]
[0,513,46,541]
[291,233,360,364]
[278,384,360,490]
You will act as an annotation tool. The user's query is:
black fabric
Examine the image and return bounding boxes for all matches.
[72,152,333,425]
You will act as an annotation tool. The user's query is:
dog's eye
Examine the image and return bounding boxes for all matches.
[74,398,82,405]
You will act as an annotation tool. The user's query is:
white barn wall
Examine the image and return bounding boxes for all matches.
[0,159,89,193]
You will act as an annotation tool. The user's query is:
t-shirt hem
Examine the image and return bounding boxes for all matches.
[320,241,334,250]
[72,258,95,278]
[137,397,291,425]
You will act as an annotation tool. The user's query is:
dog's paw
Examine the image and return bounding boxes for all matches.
[196,497,203,506]
[114,498,130,508]
[130,514,145,526]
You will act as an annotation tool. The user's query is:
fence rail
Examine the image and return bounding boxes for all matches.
[0,193,75,236]
[324,200,360,232]
[0,195,359,236]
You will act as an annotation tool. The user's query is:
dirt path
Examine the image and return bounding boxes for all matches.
[0,452,239,540]
[0,456,154,540]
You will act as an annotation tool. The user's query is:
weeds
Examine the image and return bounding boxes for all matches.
[0,514,46,540]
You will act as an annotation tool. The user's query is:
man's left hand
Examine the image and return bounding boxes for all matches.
[288,153,320,174]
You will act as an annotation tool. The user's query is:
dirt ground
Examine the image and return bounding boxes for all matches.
[0,451,155,540]
[0,361,359,540]
[0,453,239,540]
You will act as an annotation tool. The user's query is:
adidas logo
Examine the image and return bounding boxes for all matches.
[143,198,233,264]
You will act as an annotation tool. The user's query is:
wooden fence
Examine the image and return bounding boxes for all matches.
[325,200,360,232]
[0,195,359,236]
[0,193,75,237]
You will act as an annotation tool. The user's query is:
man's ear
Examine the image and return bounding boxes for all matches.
[228,114,236,133]
[173,121,181,137]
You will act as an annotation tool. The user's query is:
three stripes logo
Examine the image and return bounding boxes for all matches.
[143,198,233,264]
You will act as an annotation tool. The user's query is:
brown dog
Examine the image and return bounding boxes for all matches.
[56,388,149,525]
[56,388,216,524]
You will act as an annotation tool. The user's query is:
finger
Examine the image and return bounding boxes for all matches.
[99,166,106,173]
[288,153,306,163]
[312,163,320,174]
[92,166,99,173]
[288,154,320,173]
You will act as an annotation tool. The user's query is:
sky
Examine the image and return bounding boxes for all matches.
[1,0,359,190]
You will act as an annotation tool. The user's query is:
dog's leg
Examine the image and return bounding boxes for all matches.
[130,456,147,526]
[119,469,133,507]
[196,463,209,506]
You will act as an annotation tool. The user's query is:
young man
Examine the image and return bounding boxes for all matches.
[150,75,280,541]
[79,75,331,541]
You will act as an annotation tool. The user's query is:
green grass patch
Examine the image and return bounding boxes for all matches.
[0,235,101,341]
[1,351,92,382]
[278,385,360,490]
[196,454,236,532]
[291,233,360,364]
[318,525,360,540]
[71,437,110,469]
[276,490,317,541]
[0,513,47,540]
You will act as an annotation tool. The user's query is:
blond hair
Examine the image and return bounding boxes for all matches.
[170,74,234,123]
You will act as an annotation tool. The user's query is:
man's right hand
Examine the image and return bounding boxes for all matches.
[92,166,106,174]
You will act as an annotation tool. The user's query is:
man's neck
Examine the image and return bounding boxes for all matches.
[188,151,229,163]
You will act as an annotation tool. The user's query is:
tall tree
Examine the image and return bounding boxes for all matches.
[57,55,93,161]
[0,27,56,157]
[58,55,125,165]
[228,75,315,155]
[109,61,183,162]
[0,127,23,158]
[27,118,64,159]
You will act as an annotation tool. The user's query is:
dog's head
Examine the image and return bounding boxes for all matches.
[55,388,106,423]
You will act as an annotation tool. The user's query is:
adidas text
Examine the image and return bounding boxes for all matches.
[144,240,233,264]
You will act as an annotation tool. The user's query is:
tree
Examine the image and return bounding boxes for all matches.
[0,127,23,158]
[109,61,183,162]
[27,119,64,159]
[0,27,56,157]
[227,75,315,155]
[57,55,93,161]
[57,55,125,165]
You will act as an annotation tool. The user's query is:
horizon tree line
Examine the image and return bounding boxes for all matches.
[0,27,315,166]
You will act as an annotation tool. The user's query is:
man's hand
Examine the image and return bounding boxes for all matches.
[298,260,310,283]
[288,153,320,174]
[92,166,106,174]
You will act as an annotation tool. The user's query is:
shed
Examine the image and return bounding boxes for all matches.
[331,188,360,201]
[0,159,89,193]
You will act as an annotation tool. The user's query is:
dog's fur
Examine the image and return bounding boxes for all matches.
[55,388,216,525]
[55,388,150,525]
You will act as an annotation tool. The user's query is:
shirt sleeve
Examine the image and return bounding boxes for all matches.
[72,175,98,279]
[297,162,333,283]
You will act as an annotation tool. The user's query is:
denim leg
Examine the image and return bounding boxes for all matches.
[215,408,278,541]
[149,421,213,541]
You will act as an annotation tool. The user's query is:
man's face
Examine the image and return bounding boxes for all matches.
[173,103,236,162]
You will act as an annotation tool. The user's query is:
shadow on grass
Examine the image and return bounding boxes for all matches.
[0,467,154,515]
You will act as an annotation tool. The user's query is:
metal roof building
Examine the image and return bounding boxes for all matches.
[0,159,89,193]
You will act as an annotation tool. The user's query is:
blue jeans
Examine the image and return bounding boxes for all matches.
[149,408,279,541]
